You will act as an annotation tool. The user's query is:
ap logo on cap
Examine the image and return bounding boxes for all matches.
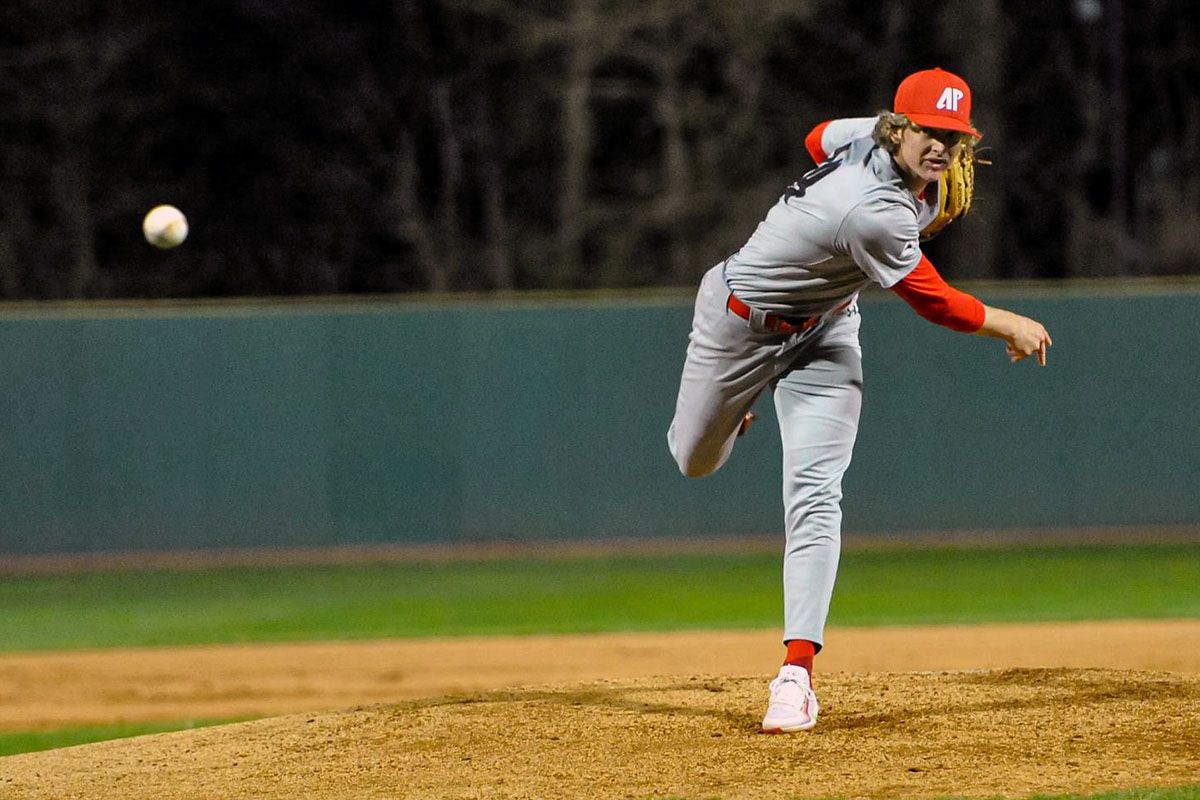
[936,87,965,112]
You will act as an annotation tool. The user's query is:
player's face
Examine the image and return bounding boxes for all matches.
[894,125,966,189]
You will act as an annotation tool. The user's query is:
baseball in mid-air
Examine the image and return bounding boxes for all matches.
[142,204,189,249]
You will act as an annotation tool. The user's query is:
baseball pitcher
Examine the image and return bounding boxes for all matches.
[666,68,1052,733]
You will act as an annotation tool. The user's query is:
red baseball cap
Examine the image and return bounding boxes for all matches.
[893,67,981,138]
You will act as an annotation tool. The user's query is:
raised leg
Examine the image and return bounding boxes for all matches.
[667,266,780,477]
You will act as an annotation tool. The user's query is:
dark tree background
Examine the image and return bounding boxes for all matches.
[1,0,1197,299]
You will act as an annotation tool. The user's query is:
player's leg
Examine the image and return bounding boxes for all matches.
[667,265,778,478]
[761,314,862,732]
[775,331,862,648]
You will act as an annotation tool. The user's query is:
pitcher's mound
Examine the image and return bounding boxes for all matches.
[4,668,1198,799]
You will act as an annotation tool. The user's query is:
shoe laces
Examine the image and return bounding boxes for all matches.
[770,667,811,698]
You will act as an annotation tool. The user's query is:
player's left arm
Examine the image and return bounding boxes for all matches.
[805,122,834,163]
[891,254,1052,365]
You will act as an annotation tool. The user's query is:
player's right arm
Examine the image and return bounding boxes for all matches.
[890,255,1053,365]
[805,118,877,163]
[975,306,1053,365]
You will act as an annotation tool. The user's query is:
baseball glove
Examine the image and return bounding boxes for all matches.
[920,151,975,240]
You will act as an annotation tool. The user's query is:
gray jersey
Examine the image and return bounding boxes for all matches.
[724,117,940,315]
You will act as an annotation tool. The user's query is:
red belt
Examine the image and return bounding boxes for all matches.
[726,293,851,335]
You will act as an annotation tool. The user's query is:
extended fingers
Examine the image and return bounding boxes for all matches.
[1003,319,1051,365]
[1038,328,1052,365]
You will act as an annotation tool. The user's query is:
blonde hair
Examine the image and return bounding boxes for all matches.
[872,110,912,153]
[872,110,979,160]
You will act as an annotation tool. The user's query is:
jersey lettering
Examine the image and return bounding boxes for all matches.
[784,143,851,201]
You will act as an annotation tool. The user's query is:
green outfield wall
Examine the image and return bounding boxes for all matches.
[1,282,1198,555]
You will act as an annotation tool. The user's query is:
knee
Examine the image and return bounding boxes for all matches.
[668,422,724,478]
[784,484,845,535]
[678,456,716,479]
[670,436,718,478]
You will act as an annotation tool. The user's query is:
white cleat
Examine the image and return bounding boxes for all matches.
[760,664,819,733]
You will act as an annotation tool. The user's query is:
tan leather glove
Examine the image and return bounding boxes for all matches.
[921,151,975,240]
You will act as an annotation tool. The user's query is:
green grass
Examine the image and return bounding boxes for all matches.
[0,718,240,757]
[3,544,1196,766]
[0,544,1196,652]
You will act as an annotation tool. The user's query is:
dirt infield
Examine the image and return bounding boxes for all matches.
[3,668,1198,799]
[2,620,1199,798]
[2,619,1199,730]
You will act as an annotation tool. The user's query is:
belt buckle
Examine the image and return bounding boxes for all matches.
[745,305,771,332]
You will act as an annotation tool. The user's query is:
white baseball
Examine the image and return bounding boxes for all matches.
[142,205,189,249]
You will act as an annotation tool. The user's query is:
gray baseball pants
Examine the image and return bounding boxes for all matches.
[667,263,863,648]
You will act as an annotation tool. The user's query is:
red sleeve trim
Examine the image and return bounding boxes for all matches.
[890,254,986,333]
[804,121,832,164]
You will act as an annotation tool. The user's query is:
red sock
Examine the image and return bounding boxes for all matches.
[784,639,816,680]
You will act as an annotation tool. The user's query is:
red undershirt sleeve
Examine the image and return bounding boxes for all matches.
[804,121,832,163]
[890,254,986,333]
